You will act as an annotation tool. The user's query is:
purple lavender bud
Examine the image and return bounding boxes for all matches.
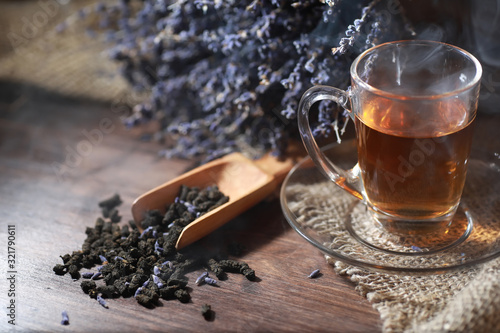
[181,200,196,214]
[152,275,164,288]
[308,269,320,279]
[195,272,209,285]
[61,311,69,325]
[81,272,94,279]
[154,240,163,253]
[97,295,109,309]
[91,272,101,280]
[99,255,108,264]
[204,277,217,285]
[339,37,350,46]
[134,287,143,298]
[114,256,125,262]
[161,260,173,269]
[304,57,315,73]
[154,266,160,276]
[139,226,153,239]
[346,25,356,36]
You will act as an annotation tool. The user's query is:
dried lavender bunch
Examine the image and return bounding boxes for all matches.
[79,0,413,161]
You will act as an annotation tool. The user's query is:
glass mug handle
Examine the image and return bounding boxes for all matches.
[297,85,363,201]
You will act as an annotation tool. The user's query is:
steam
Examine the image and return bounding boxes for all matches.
[471,0,500,67]
[360,41,478,97]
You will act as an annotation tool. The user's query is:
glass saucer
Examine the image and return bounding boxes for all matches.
[280,140,500,274]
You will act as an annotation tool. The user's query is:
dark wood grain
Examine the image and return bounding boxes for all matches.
[0,82,382,332]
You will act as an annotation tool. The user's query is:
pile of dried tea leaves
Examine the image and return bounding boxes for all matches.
[53,187,255,316]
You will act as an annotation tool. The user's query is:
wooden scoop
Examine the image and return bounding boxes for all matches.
[131,144,304,250]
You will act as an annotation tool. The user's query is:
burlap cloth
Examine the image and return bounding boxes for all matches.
[285,154,500,332]
[0,0,131,102]
[2,2,500,332]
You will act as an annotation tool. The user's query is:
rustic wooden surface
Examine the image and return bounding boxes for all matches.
[1,61,499,333]
[0,81,383,332]
[1,2,498,332]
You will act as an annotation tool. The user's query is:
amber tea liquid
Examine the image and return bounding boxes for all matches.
[355,98,475,232]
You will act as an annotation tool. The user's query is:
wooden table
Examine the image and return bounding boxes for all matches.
[3,2,500,331]
[0,81,383,332]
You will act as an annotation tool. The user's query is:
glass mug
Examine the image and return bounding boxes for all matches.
[298,40,482,234]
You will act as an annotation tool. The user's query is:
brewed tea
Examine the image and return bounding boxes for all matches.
[355,98,474,224]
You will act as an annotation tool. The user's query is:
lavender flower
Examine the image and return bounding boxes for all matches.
[134,286,143,298]
[97,295,109,309]
[139,226,153,239]
[161,260,173,269]
[204,277,217,285]
[308,269,321,279]
[74,0,414,161]
[154,240,163,254]
[195,271,209,285]
[61,311,69,325]
[152,275,164,288]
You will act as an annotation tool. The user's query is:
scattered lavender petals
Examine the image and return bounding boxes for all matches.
[195,272,209,285]
[152,275,164,288]
[140,226,153,239]
[308,269,321,279]
[60,311,69,325]
[204,277,217,285]
[161,260,173,269]
[154,240,163,254]
[134,287,143,298]
[411,245,423,252]
[97,295,109,309]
